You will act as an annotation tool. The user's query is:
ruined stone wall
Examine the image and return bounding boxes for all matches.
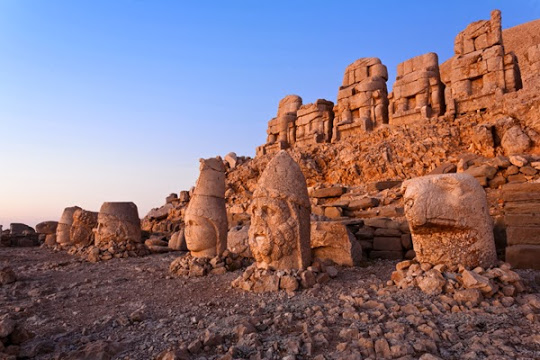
[332,58,389,140]
[295,99,334,146]
[444,10,521,116]
[389,53,444,125]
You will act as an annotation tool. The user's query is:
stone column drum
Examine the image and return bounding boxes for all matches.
[184,157,228,258]
[249,150,311,270]
[402,173,497,269]
[56,206,81,246]
[94,202,142,247]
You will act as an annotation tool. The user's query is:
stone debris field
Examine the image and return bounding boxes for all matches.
[1,9,540,360]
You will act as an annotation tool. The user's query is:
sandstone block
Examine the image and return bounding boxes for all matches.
[227,226,251,258]
[369,250,403,260]
[347,197,379,210]
[373,237,402,251]
[35,221,58,235]
[402,173,497,269]
[324,206,342,219]
[9,223,34,235]
[506,226,540,246]
[505,245,540,269]
[311,221,362,266]
[312,186,345,198]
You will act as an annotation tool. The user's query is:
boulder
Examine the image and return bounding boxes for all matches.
[169,229,187,251]
[227,226,251,258]
[35,221,58,235]
[311,221,362,266]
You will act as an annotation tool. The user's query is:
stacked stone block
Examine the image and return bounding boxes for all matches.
[446,10,521,116]
[257,95,302,156]
[503,183,540,269]
[389,52,444,125]
[332,58,389,141]
[294,99,334,146]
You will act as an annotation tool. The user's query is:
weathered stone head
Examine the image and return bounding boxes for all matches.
[184,157,227,258]
[249,151,311,270]
[94,202,141,247]
[402,173,497,269]
[56,206,82,246]
[70,209,98,247]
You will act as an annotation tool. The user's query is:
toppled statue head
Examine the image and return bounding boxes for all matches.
[249,151,311,270]
[94,202,141,247]
[402,173,497,269]
[184,157,228,258]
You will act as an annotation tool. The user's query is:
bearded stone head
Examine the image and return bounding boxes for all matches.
[94,202,141,247]
[184,157,227,258]
[248,151,311,270]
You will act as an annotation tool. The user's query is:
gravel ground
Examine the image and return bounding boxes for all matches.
[1,247,539,359]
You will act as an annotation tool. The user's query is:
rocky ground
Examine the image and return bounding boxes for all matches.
[1,247,539,360]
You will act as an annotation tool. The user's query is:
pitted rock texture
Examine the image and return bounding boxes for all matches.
[248,151,311,271]
[402,173,497,269]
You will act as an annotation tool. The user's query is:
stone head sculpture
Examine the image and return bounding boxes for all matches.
[402,173,497,269]
[184,157,227,258]
[56,206,82,246]
[249,150,311,270]
[94,202,141,247]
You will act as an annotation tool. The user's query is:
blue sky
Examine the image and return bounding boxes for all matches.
[0,0,538,227]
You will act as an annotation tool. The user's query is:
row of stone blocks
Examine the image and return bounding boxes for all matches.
[503,183,540,269]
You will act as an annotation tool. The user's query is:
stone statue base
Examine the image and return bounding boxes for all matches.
[231,259,338,293]
[169,251,251,277]
[389,259,526,301]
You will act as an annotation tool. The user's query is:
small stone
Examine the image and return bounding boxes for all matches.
[0,267,17,285]
[326,266,338,278]
[0,317,15,338]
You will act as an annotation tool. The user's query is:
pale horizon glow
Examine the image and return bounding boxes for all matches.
[0,1,538,228]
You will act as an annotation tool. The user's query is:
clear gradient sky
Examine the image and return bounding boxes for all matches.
[0,0,538,228]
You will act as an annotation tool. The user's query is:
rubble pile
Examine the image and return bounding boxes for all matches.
[169,251,251,277]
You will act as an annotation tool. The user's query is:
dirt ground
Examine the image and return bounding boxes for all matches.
[1,247,539,360]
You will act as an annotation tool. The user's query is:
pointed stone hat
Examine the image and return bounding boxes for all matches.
[185,156,228,256]
[253,150,310,209]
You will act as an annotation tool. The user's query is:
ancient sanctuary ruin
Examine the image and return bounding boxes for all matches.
[1,9,540,360]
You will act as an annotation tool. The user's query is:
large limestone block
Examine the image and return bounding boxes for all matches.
[56,206,82,245]
[35,221,58,235]
[70,209,98,247]
[227,225,251,258]
[184,157,228,258]
[311,221,362,266]
[9,223,35,235]
[249,151,311,270]
[506,245,540,269]
[402,173,497,269]
[94,202,141,247]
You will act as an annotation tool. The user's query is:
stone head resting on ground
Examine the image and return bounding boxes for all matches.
[249,150,311,270]
[184,157,227,258]
[402,173,497,269]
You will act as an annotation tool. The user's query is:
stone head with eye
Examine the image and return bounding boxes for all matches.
[248,151,311,270]
[184,157,227,258]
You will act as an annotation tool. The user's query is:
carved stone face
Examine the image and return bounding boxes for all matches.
[184,214,217,258]
[249,197,298,269]
[93,202,141,248]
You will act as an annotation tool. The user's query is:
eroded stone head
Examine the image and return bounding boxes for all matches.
[184,157,227,258]
[249,151,311,270]
[402,173,497,269]
[94,202,141,247]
